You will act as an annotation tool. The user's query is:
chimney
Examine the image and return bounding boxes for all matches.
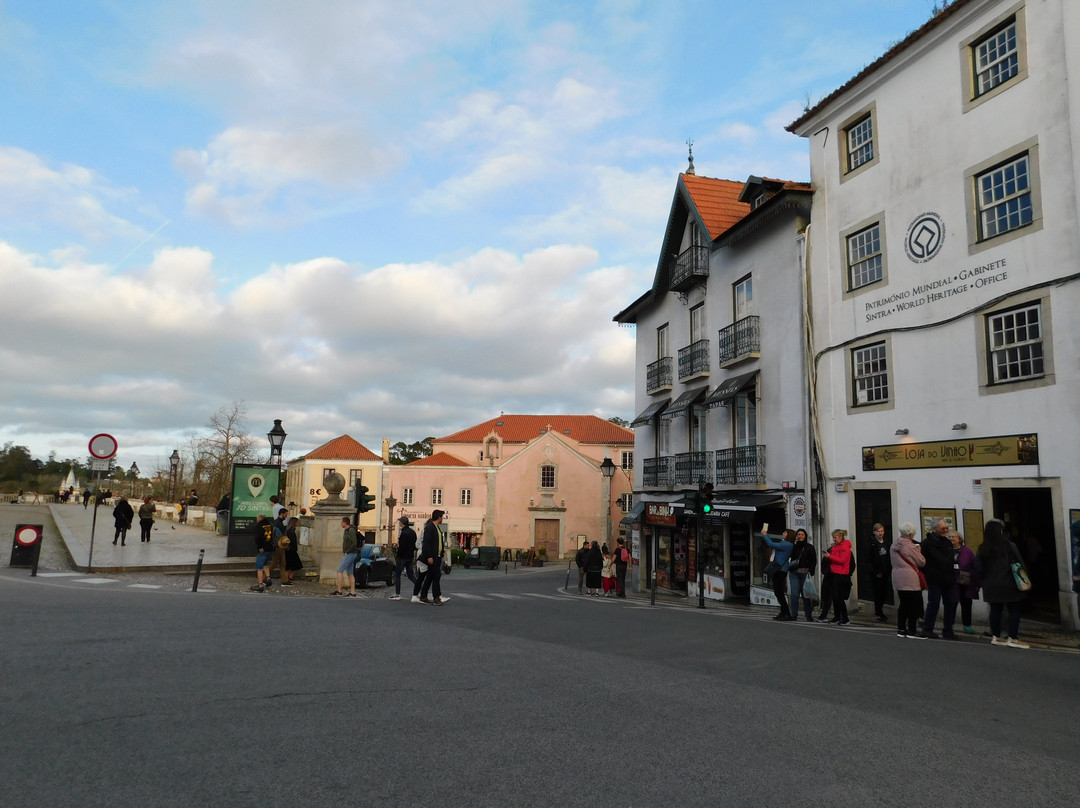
[381,438,390,463]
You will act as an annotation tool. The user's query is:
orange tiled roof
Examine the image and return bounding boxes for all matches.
[435,415,634,445]
[300,435,382,462]
[407,451,473,467]
[680,174,750,240]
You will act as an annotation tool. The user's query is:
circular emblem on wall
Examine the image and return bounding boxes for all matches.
[904,212,945,263]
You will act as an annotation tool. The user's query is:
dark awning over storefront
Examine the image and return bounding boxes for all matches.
[630,399,670,426]
[662,386,709,419]
[703,371,758,408]
[703,491,783,523]
[619,500,645,527]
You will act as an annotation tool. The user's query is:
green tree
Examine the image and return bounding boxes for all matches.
[388,438,434,465]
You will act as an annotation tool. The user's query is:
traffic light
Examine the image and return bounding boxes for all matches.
[700,482,714,514]
[355,484,376,514]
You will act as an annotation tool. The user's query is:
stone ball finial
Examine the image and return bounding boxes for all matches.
[323,471,345,499]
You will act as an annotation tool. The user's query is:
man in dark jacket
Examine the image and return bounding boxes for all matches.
[921,519,957,639]
[112,496,134,546]
[869,523,892,622]
[390,515,417,600]
[575,538,590,594]
[418,510,449,605]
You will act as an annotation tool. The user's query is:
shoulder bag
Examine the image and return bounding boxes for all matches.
[1009,545,1032,591]
[902,554,927,591]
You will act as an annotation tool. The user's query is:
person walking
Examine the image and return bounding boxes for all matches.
[921,519,958,639]
[137,496,156,542]
[976,519,1029,648]
[390,515,417,601]
[333,517,359,597]
[951,530,980,635]
[891,522,926,638]
[868,523,892,622]
[822,529,853,625]
[761,528,795,621]
[111,496,134,546]
[575,538,590,594]
[418,510,449,605]
[282,516,303,585]
[614,537,630,598]
[251,515,275,592]
[787,529,817,621]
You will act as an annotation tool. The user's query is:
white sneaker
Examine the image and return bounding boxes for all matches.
[1006,637,1030,649]
[388,595,401,600]
[410,595,420,603]
[991,636,1008,646]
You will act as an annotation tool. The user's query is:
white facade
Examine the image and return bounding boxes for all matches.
[791,0,1080,627]
[617,174,813,597]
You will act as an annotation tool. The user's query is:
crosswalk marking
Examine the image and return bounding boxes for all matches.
[451,593,488,600]
[35,572,83,577]
[75,578,118,585]
[487,593,524,600]
[521,593,563,601]
[128,584,162,589]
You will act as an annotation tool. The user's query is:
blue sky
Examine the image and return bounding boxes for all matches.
[0,0,941,476]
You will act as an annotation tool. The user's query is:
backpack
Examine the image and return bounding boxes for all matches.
[848,552,856,576]
[619,547,630,564]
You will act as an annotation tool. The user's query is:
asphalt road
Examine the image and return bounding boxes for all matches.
[1,562,1076,808]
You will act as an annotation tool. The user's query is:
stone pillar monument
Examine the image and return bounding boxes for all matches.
[309,471,354,583]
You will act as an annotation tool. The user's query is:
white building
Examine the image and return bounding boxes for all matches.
[789,0,1080,627]
[615,169,813,600]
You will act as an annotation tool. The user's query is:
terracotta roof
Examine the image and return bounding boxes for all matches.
[680,174,750,240]
[435,415,634,445]
[787,0,973,133]
[299,435,382,462]
[407,451,473,467]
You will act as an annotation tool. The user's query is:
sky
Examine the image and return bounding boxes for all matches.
[0,0,943,477]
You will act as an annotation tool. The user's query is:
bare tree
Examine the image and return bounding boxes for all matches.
[191,402,260,503]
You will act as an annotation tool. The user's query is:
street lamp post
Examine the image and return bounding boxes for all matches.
[169,450,180,502]
[600,456,616,550]
[267,419,287,500]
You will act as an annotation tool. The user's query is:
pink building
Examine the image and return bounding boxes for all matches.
[388,415,635,557]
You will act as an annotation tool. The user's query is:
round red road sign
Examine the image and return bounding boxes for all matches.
[15,525,41,546]
[88,433,118,459]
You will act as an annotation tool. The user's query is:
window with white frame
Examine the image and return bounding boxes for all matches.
[734,392,757,448]
[431,488,442,506]
[987,302,1044,383]
[976,153,1033,241]
[847,223,883,290]
[974,17,1020,96]
[852,342,889,406]
[322,468,336,479]
[734,275,754,319]
[401,487,414,505]
[540,465,556,489]
[621,451,633,471]
[657,324,669,359]
[657,419,670,456]
[619,493,633,514]
[690,303,705,342]
[348,469,361,488]
[845,114,874,172]
[460,488,472,506]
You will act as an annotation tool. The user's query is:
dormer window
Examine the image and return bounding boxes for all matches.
[751,193,768,210]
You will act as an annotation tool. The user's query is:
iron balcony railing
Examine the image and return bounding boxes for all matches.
[674,451,713,486]
[717,316,760,365]
[670,245,710,291]
[642,456,674,487]
[715,444,767,485]
[646,356,673,394]
[678,339,710,380]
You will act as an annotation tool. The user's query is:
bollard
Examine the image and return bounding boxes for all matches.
[191,548,205,592]
[564,558,571,590]
[31,541,41,577]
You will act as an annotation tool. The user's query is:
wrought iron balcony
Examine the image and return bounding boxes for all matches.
[642,456,674,487]
[715,444,767,485]
[678,339,710,381]
[646,356,673,394]
[717,316,760,366]
[674,451,713,486]
[670,245,710,291]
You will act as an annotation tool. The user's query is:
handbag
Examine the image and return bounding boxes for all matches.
[956,570,972,586]
[1010,562,1032,591]
[763,561,782,578]
[902,555,927,590]
[802,575,819,600]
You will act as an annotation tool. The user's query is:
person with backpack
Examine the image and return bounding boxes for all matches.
[333,517,359,597]
[251,514,275,592]
[614,537,630,598]
[822,529,854,625]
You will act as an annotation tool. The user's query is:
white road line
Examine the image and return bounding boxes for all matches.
[75,578,119,585]
[521,593,563,600]
[487,593,523,600]
[450,593,489,600]
[128,584,162,589]
[35,572,82,577]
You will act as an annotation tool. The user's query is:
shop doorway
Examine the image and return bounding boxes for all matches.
[992,488,1059,623]
[534,519,560,559]
[854,489,893,606]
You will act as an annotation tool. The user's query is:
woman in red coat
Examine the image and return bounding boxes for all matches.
[821,529,853,624]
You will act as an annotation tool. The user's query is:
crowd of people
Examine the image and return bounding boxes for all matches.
[574,537,629,597]
[761,518,1043,648]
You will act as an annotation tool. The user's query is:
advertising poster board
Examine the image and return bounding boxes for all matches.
[920,507,957,537]
[227,464,280,556]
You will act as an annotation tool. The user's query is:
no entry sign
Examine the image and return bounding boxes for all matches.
[88,433,118,460]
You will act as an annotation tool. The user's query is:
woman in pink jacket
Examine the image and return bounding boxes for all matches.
[890,522,927,638]
[821,529,853,624]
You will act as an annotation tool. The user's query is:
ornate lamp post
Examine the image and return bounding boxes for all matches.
[267,419,287,499]
[169,450,180,502]
[384,494,397,547]
[600,456,617,548]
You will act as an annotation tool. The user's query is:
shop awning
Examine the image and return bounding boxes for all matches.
[662,386,709,419]
[702,491,783,523]
[703,371,758,408]
[630,398,670,426]
[447,517,484,533]
[619,500,645,527]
